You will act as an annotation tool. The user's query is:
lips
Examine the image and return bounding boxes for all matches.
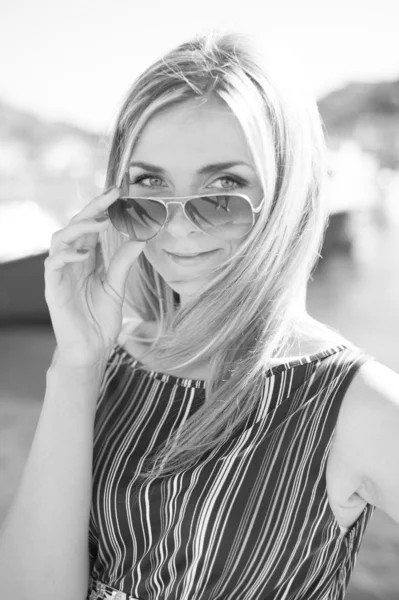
[165,249,220,265]
[165,250,217,257]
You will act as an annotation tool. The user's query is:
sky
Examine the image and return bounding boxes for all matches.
[0,0,398,134]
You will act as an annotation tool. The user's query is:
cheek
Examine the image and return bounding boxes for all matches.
[143,241,167,270]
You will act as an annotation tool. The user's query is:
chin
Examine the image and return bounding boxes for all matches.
[145,252,217,296]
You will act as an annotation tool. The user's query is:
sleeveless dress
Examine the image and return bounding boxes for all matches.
[87,343,376,600]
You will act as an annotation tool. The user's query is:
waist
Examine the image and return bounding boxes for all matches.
[87,576,141,600]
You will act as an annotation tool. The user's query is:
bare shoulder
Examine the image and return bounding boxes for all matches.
[335,359,399,442]
[273,318,352,362]
[332,358,399,524]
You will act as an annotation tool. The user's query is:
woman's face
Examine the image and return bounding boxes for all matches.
[126,95,264,306]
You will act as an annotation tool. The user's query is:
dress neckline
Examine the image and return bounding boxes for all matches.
[113,343,349,390]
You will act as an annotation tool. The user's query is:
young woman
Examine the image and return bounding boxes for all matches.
[1,29,398,600]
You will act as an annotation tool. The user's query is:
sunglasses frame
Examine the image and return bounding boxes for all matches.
[107,174,265,241]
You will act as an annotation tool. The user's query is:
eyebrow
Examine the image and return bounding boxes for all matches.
[128,160,253,175]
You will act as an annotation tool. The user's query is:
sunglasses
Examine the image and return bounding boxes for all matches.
[106,173,265,241]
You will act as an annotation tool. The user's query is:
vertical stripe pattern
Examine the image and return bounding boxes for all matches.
[87,344,375,600]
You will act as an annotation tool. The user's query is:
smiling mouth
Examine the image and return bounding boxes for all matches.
[165,249,218,257]
[165,249,220,262]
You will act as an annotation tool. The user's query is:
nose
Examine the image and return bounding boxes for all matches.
[163,200,200,237]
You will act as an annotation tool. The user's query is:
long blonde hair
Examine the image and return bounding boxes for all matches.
[99,28,335,484]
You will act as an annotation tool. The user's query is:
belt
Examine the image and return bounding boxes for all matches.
[87,576,141,600]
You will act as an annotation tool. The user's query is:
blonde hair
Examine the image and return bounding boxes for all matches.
[99,28,337,484]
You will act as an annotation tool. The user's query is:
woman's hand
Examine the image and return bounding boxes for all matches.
[44,186,146,369]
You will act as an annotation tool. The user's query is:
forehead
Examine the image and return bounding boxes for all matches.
[131,97,252,164]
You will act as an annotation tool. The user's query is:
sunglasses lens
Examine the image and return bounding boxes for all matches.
[108,198,167,241]
[186,195,254,239]
[108,194,255,241]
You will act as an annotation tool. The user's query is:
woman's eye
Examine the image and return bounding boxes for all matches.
[212,176,245,190]
[129,174,246,190]
[131,175,164,187]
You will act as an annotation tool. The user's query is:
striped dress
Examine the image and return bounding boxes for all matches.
[87,343,376,600]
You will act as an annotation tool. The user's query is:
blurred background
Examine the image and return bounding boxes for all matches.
[0,1,399,598]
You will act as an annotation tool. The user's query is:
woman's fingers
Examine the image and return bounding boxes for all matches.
[103,239,146,302]
[49,216,111,256]
[48,186,121,257]
[69,186,121,224]
[45,247,91,271]
[44,246,93,296]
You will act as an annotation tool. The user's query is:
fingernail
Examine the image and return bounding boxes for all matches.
[95,214,110,222]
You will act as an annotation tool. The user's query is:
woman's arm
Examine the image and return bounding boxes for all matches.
[0,357,107,600]
[0,183,144,600]
[332,359,399,525]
